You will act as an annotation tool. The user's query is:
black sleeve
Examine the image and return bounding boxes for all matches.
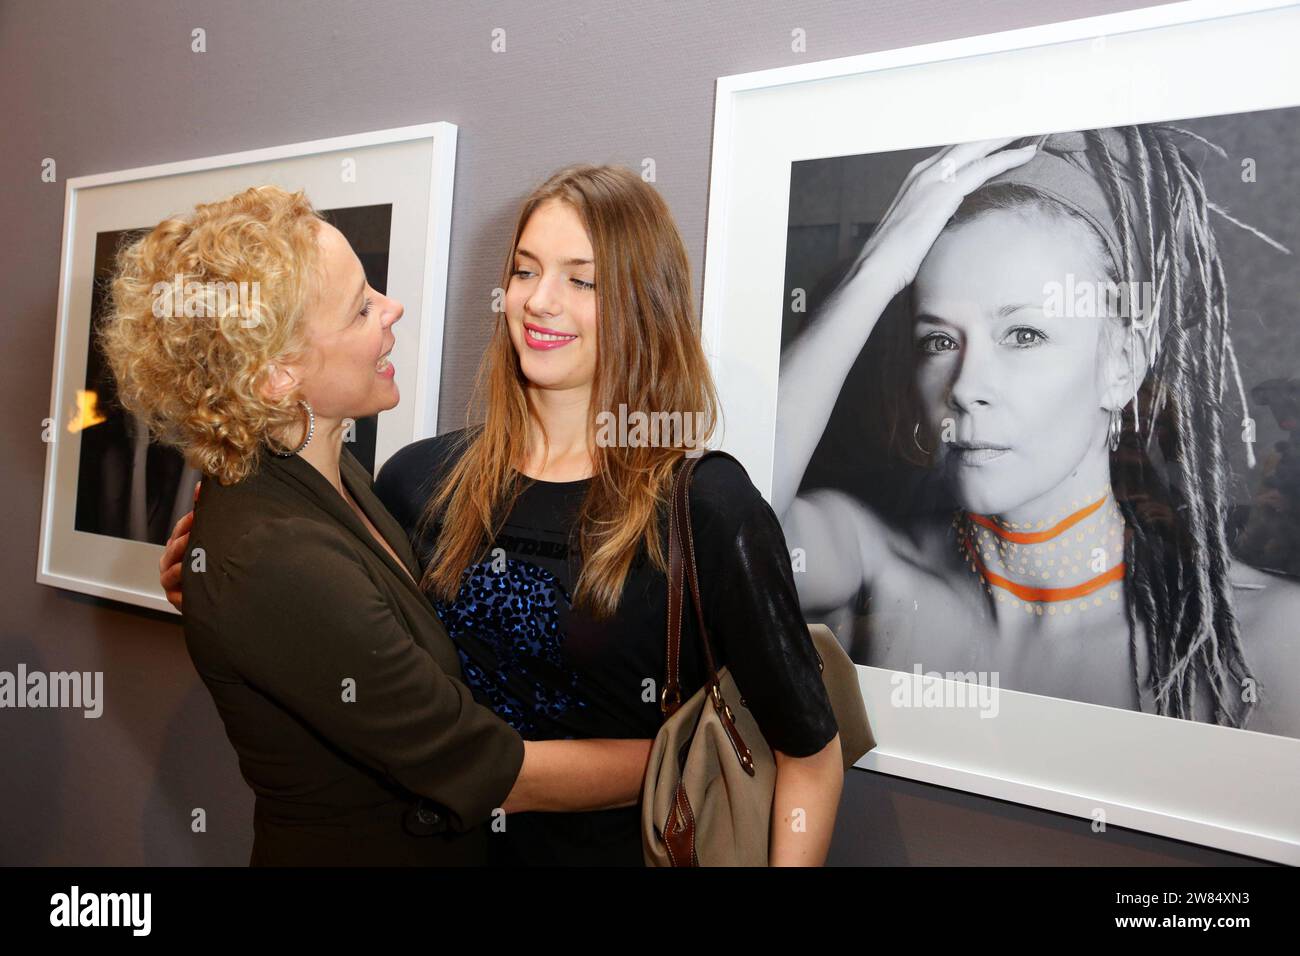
[689,457,840,757]
[374,430,474,551]
[373,439,438,536]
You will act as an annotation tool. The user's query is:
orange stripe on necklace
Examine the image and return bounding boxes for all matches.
[966,496,1106,544]
[962,535,1125,603]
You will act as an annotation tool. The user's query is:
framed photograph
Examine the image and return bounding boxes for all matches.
[701,0,1300,862]
[38,123,458,615]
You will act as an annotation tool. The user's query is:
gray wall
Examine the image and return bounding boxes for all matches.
[0,0,1264,865]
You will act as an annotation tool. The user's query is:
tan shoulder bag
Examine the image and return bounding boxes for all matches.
[641,451,873,867]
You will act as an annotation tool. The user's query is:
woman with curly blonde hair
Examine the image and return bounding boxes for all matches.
[106,184,652,865]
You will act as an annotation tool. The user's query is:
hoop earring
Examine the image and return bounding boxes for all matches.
[913,422,935,456]
[273,399,315,457]
[1107,406,1122,452]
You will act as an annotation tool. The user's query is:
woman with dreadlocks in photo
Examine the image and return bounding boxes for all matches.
[774,127,1300,736]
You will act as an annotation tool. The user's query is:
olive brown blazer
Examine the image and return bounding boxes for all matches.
[181,446,524,866]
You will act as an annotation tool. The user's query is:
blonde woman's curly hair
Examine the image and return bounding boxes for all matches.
[99,185,326,485]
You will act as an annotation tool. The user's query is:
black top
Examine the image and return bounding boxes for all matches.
[375,429,838,865]
[181,447,525,866]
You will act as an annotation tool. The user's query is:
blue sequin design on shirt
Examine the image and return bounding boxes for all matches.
[433,557,588,736]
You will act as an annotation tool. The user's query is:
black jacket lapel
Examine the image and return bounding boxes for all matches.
[263,449,427,601]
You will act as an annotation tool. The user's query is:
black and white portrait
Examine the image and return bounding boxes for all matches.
[774,109,1300,739]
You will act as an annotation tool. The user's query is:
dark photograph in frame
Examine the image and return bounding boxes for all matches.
[73,203,393,546]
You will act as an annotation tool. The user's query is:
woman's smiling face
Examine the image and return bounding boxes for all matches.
[505,199,600,394]
[288,220,403,422]
[911,207,1117,519]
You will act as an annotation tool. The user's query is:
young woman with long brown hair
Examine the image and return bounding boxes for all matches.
[375,165,843,865]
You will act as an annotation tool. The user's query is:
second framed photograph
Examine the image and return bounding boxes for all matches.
[39,123,457,614]
[701,0,1300,862]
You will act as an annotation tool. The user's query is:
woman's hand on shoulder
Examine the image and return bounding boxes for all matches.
[159,481,201,612]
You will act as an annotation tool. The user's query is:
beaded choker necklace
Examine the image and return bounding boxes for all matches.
[954,491,1126,615]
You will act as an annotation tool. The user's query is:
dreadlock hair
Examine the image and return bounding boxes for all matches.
[928,125,1287,728]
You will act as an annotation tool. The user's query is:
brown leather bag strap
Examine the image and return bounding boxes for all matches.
[662,450,748,713]
[666,450,759,774]
[661,457,688,715]
[672,453,719,679]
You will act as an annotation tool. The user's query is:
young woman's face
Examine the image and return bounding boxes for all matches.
[505,199,600,393]
[911,208,1115,518]
[293,221,403,421]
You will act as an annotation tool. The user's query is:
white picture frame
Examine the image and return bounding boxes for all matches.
[700,0,1300,863]
[38,123,457,615]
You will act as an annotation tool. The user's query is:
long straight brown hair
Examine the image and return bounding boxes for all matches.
[419,165,719,617]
